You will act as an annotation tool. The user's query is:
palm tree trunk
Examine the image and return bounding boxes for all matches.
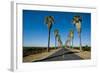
[55,37,56,49]
[70,40,71,49]
[47,29,51,52]
[79,33,82,52]
[72,38,73,49]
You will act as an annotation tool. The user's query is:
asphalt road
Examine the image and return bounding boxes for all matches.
[34,48,83,62]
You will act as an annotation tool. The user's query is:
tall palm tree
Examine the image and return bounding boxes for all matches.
[72,16,82,51]
[69,29,74,49]
[44,16,54,52]
[54,29,59,49]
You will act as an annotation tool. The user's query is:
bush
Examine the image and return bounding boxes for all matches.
[82,45,91,51]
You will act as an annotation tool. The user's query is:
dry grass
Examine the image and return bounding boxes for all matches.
[68,49,91,59]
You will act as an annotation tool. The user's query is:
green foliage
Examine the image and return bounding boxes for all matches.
[62,45,66,48]
[44,16,54,29]
[82,45,91,51]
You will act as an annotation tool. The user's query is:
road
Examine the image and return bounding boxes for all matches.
[33,48,83,62]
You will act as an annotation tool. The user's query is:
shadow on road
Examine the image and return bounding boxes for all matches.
[33,50,82,62]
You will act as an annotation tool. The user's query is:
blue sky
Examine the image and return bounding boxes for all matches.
[23,10,91,47]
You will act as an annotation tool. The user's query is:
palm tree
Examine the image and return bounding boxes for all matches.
[65,40,69,48]
[65,31,72,49]
[44,16,54,52]
[69,29,74,49]
[54,29,59,49]
[57,35,62,48]
[72,16,82,51]
[65,34,70,48]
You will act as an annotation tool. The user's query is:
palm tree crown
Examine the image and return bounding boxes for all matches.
[69,29,74,39]
[54,29,59,38]
[44,16,54,29]
[72,16,82,34]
